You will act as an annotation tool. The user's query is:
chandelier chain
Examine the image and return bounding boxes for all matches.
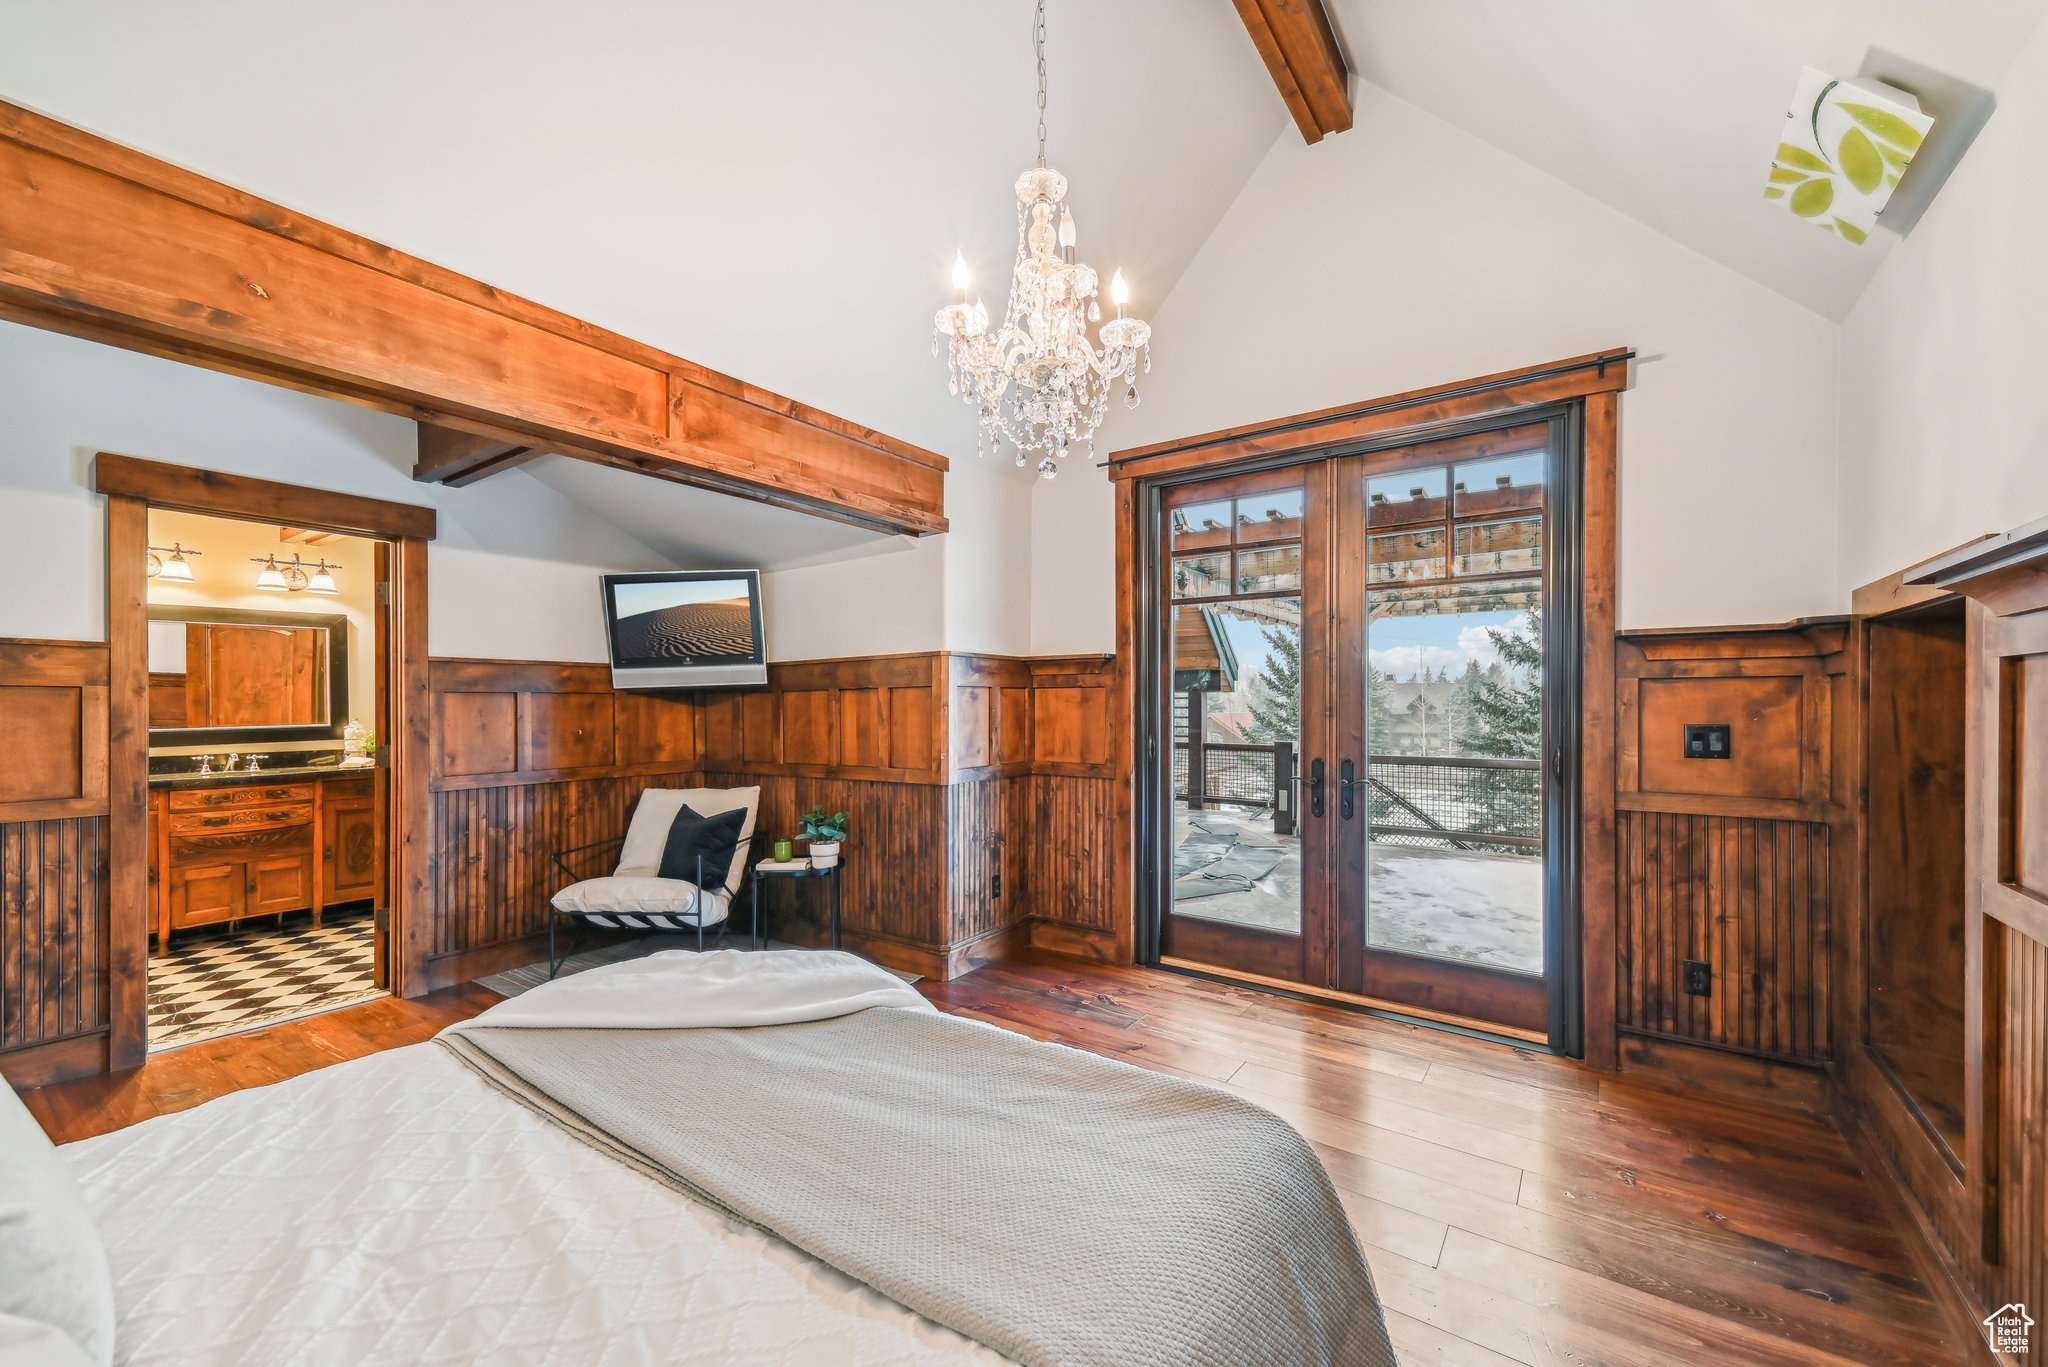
[1033,0,1048,167]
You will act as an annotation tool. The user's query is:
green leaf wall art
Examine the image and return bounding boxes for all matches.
[1765,68,1934,244]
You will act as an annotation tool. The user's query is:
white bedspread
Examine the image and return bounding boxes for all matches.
[448,948,933,1033]
[62,951,1006,1367]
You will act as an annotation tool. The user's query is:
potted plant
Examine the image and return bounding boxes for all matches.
[800,804,849,868]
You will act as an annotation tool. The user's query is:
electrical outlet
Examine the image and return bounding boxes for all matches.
[991,873,1002,900]
[1683,959,1713,997]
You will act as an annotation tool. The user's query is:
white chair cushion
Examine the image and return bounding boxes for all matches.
[616,787,760,897]
[0,1083,114,1367]
[552,876,730,930]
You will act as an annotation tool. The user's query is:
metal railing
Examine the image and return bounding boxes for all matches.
[1173,742,1539,854]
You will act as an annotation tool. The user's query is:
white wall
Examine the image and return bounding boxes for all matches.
[0,321,679,660]
[1032,82,1846,652]
[1838,16,2048,594]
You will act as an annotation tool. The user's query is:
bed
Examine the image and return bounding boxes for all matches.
[18,951,1395,1366]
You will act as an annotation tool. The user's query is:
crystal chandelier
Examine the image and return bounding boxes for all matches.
[933,0,1152,479]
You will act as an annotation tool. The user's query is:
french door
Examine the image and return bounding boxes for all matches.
[1153,417,1577,1040]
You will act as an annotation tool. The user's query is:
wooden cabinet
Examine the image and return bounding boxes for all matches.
[322,792,381,906]
[168,857,246,929]
[150,770,382,951]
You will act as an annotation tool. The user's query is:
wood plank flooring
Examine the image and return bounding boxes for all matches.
[20,955,1967,1366]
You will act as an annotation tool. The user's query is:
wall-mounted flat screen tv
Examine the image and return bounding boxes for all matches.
[599,569,767,689]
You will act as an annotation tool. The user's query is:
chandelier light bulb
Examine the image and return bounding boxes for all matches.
[951,251,971,302]
[1058,208,1077,253]
[1111,269,1130,313]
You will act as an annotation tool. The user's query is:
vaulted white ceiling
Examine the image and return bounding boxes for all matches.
[4,0,2044,566]
[1331,0,2048,320]
[0,0,1283,562]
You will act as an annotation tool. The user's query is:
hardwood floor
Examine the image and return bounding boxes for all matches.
[21,955,1967,1366]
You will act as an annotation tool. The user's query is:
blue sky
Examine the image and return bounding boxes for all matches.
[611,576,753,619]
[1202,605,1533,701]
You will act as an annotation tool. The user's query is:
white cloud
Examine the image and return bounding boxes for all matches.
[1371,613,1531,680]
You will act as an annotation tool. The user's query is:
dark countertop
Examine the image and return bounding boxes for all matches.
[148,762,380,790]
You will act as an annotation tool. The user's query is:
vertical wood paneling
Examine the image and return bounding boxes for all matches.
[1993,922,2048,1339]
[697,771,948,948]
[430,771,696,957]
[0,817,106,1054]
[1616,810,1830,1062]
[1029,775,1118,933]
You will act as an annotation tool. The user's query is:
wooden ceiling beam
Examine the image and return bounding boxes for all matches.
[1232,0,1353,144]
[413,423,547,488]
[0,99,948,535]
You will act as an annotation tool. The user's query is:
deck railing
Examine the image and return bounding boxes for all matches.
[1173,741,1540,853]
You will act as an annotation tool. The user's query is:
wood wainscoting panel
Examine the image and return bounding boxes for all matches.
[0,818,108,1080]
[0,641,110,823]
[0,640,113,1087]
[427,770,696,972]
[1616,811,1831,1062]
[1613,624,1848,1081]
[518,692,616,773]
[1026,775,1120,935]
[1617,624,1841,822]
[1991,920,2048,1340]
[697,770,949,965]
[436,691,518,778]
[1634,675,1806,801]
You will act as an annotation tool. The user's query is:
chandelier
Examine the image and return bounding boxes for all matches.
[933,0,1152,479]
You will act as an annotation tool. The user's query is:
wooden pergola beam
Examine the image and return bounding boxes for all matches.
[1231,0,1353,144]
[0,99,948,535]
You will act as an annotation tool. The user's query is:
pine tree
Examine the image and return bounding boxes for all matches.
[1243,622,1301,744]
[1453,610,1544,844]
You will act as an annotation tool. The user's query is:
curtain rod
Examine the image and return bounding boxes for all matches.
[1098,350,1638,470]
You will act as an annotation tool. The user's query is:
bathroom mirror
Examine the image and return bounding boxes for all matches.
[146,606,350,745]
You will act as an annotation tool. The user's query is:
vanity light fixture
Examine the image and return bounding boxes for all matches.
[252,553,342,592]
[146,543,201,582]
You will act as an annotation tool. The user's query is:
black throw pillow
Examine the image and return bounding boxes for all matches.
[657,804,748,889]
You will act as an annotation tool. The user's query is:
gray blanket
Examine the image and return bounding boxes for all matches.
[441,1007,1396,1367]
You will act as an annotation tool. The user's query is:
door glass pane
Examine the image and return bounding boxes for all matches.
[1454,451,1546,516]
[1367,468,1446,525]
[1170,599,1303,934]
[1235,489,1304,541]
[1170,500,1234,549]
[1237,543,1302,593]
[1367,529,1446,583]
[1171,553,1231,598]
[1364,503,1544,977]
[1453,516,1543,576]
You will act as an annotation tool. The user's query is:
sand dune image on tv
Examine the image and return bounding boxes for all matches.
[611,596,755,659]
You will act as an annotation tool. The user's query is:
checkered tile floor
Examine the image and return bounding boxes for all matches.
[147,906,383,1050]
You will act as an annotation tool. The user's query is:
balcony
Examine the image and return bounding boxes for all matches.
[1171,742,1543,975]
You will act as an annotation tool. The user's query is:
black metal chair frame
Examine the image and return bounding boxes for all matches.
[545,828,755,977]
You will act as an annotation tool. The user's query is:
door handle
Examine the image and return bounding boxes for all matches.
[1307,758,1325,818]
[1339,759,1358,819]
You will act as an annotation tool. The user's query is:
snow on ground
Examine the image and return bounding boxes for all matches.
[1172,804,1542,975]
